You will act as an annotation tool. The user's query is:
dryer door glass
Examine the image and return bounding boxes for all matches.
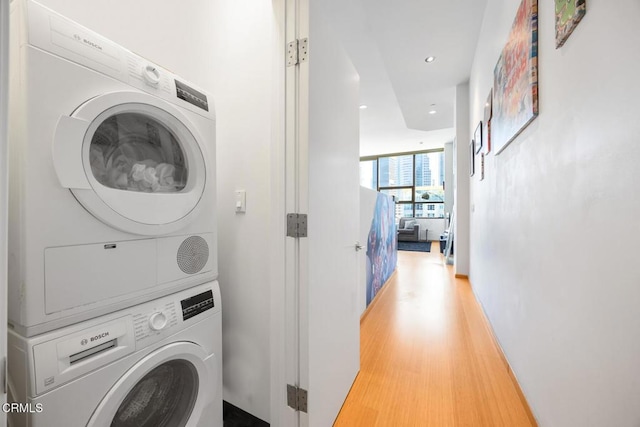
[111,359,198,427]
[90,112,188,193]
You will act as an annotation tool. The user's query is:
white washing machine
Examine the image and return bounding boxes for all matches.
[8,0,218,336]
[8,281,222,427]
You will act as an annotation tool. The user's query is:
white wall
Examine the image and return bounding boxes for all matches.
[444,141,454,223]
[413,218,445,241]
[359,187,378,315]
[454,83,471,275]
[469,0,640,425]
[36,0,274,421]
[210,1,274,422]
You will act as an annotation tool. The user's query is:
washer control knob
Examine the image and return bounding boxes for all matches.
[149,312,168,331]
[142,64,161,86]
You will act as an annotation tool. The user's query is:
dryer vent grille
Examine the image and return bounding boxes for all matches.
[177,236,209,274]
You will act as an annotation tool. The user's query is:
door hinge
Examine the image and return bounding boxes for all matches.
[286,38,308,67]
[287,384,308,413]
[286,213,307,238]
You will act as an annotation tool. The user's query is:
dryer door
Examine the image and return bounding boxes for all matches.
[87,342,216,427]
[53,91,209,236]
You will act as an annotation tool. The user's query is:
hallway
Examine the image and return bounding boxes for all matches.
[334,248,537,426]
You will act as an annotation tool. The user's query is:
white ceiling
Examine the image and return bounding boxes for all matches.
[323,0,488,157]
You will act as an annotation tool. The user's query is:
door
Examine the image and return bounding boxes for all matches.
[0,0,8,424]
[87,342,214,427]
[284,0,361,425]
[53,91,208,236]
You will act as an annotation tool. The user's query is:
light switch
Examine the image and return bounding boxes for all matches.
[235,190,246,213]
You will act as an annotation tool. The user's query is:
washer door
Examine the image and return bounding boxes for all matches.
[53,91,208,236]
[87,342,215,427]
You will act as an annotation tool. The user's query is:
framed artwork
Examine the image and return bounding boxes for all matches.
[492,0,538,154]
[474,121,483,154]
[480,153,485,181]
[484,89,492,153]
[469,140,475,177]
[555,0,586,48]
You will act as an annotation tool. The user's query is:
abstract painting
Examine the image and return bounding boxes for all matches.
[365,192,397,307]
[555,0,586,48]
[492,0,538,154]
[484,89,493,153]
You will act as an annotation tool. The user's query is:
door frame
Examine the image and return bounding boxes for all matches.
[1,0,9,424]
[269,0,298,426]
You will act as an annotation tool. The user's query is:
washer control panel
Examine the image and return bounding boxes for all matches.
[133,301,179,343]
[181,290,215,321]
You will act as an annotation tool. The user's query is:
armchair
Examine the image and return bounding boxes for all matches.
[397,218,420,242]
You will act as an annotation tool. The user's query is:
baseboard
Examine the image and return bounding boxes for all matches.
[454,273,468,279]
[360,269,397,324]
[469,282,538,427]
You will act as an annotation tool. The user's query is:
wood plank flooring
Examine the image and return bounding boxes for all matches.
[334,245,537,426]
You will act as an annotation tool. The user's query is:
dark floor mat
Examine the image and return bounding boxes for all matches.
[223,401,269,427]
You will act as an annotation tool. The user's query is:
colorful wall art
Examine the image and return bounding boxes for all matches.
[365,192,397,307]
[555,0,586,48]
[492,0,538,154]
[484,89,493,153]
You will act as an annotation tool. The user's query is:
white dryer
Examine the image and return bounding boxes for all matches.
[8,0,218,336]
[8,281,223,427]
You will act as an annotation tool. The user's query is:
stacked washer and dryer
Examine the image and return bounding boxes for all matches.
[7,1,222,426]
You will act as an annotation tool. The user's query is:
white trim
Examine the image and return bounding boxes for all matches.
[0,0,9,423]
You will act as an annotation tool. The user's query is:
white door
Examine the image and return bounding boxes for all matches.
[284,0,361,425]
[0,0,9,424]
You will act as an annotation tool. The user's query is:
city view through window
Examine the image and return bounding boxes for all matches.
[360,150,445,220]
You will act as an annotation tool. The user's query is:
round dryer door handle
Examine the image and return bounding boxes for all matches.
[149,312,168,331]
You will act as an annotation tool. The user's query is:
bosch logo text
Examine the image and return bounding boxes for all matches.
[91,332,109,342]
[72,33,103,51]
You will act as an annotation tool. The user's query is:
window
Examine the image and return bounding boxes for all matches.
[360,150,445,220]
[359,159,377,190]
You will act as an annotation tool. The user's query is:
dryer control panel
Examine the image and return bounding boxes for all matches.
[23,0,214,119]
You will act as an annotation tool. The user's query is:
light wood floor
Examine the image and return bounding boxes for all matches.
[334,244,537,427]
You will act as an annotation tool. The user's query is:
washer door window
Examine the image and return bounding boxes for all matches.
[53,92,209,236]
[111,359,197,427]
[87,342,215,427]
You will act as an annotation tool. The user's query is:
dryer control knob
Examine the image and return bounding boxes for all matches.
[149,312,168,331]
[142,64,161,86]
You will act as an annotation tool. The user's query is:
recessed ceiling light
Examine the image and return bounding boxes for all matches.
[425,56,436,63]
[419,141,424,145]
[428,110,437,115]
[359,105,368,109]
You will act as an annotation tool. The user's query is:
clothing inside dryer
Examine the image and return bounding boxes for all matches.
[90,112,188,193]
